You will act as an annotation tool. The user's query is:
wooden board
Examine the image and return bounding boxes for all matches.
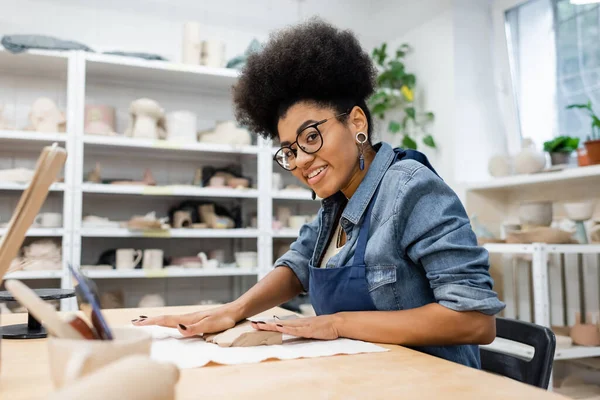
[0,306,567,400]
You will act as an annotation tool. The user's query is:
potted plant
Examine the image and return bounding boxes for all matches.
[566,100,600,165]
[543,135,580,166]
[368,43,435,150]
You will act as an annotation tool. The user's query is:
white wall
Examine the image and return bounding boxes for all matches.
[453,0,506,185]
[384,9,457,190]
[382,0,506,198]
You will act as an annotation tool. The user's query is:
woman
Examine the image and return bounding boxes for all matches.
[134,19,504,368]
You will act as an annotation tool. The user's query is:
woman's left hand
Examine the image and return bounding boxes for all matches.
[251,314,342,340]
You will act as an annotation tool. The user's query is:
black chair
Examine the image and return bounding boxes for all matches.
[480,317,556,389]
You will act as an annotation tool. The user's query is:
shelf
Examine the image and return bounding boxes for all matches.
[483,338,600,361]
[84,52,239,93]
[83,135,258,156]
[0,130,67,144]
[0,49,69,79]
[80,228,258,238]
[0,182,65,192]
[546,244,600,254]
[273,229,300,238]
[555,346,600,360]
[272,190,314,201]
[465,164,600,192]
[483,243,536,254]
[483,243,600,254]
[83,267,258,279]
[3,270,63,280]
[81,183,258,198]
[0,228,64,237]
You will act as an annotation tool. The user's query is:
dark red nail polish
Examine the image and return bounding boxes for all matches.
[138,318,146,322]
[256,321,266,324]
[179,324,187,330]
[276,324,283,327]
[131,319,138,322]
[139,315,148,318]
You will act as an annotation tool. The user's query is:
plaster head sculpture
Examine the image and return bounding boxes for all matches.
[124,98,167,140]
[85,105,116,136]
[28,97,66,132]
[198,121,251,145]
[0,103,10,130]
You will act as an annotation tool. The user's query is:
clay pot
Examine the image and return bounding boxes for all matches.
[518,201,553,228]
[514,138,546,174]
[577,147,590,167]
[584,139,600,165]
[549,152,571,166]
[172,211,192,228]
[570,313,600,346]
[488,155,512,177]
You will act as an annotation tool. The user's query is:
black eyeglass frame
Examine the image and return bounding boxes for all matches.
[273,112,349,171]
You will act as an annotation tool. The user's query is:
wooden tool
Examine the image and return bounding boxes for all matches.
[5,280,84,340]
[0,143,67,284]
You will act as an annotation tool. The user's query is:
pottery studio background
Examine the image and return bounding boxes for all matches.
[1,0,600,387]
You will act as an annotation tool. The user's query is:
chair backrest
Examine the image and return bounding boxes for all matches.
[480,317,556,389]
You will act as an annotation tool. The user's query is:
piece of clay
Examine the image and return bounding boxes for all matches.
[203,320,282,347]
[27,97,66,132]
[198,121,251,145]
[124,98,167,140]
[172,211,192,228]
[0,104,12,130]
[506,227,576,244]
[85,105,116,136]
[86,163,102,183]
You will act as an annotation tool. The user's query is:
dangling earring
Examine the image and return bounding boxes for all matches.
[356,132,368,170]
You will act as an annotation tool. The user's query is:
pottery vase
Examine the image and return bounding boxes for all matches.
[514,138,546,174]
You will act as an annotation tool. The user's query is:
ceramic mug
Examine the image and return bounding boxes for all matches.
[288,215,310,230]
[34,212,62,228]
[276,207,292,228]
[116,249,142,270]
[272,173,283,191]
[234,252,258,269]
[200,40,226,68]
[142,249,164,270]
[47,327,152,388]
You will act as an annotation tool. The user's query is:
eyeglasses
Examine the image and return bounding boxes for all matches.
[273,112,348,171]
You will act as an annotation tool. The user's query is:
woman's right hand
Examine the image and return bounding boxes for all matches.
[131,303,241,337]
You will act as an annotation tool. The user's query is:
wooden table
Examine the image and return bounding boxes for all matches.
[1,306,566,399]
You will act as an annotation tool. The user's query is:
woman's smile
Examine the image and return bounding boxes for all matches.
[305,165,328,186]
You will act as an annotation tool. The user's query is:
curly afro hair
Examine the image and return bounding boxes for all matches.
[232,18,377,141]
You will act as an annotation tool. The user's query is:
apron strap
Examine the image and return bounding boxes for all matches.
[352,185,381,267]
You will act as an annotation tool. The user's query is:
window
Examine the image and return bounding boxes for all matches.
[504,0,600,147]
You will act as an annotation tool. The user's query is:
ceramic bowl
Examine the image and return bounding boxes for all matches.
[563,201,596,222]
[234,252,258,269]
[518,201,553,227]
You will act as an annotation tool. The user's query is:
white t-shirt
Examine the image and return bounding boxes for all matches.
[319,220,345,268]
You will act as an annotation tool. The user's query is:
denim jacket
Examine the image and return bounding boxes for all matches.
[274,142,505,368]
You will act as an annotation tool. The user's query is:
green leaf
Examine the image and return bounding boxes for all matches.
[369,90,388,105]
[566,103,592,110]
[423,135,436,148]
[404,74,416,87]
[543,136,580,152]
[405,107,416,120]
[399,43,411,53]
[388,120,401,133]
[372,103,386,119]
[425,112,435,121]
[402,135,417,150]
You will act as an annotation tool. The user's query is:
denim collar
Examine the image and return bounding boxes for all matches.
[322,142,395,225]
